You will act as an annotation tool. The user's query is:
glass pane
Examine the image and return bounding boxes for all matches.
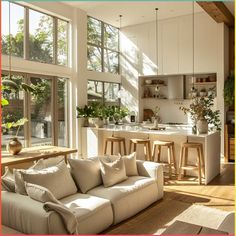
[104,83,119,103]
[104,24,118,51]
[30,77,52,146]
[1,2,24,57]
[87,17,101,46]
[104,49,119,74]
[57,19,68,66]
[87,80,103,104]
[87,45,102,72]
[1,74,25,150]
[29,9,53,63]
[58,78,68,147]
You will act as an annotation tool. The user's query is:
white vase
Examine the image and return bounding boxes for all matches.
[93,118,104,128]
[197,118,208,134]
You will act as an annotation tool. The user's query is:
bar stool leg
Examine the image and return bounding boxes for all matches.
[197,147,202,185]
[157,146,161,162]
[167,146,172,179]
[111,142,114,155]
[178,146,184,180]
[134,143,137,152]
[183,147,188,177]
[200,145,205,177]
[148,142,152,161]
[118,141,122,155]
[123,140,127,155]
[104,140,108,155]
[129,140,132,154]
[152,144,157,162]
[171,144,177,175]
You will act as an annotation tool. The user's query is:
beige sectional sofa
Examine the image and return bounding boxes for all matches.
[2,159,164,234]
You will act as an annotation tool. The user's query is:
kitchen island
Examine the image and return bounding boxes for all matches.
[81,124,220,185]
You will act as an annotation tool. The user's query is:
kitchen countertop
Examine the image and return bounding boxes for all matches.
[86,124,218,138]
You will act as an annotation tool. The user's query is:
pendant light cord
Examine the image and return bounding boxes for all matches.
[155,8,158,75]
[192,2,194,82]
[8,1,12,78]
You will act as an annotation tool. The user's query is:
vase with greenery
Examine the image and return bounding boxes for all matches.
[224,71,235,109]
[179,94,221,133]
[76,104,97,127]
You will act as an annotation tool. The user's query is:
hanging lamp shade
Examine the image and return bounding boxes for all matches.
[155,8,159,75]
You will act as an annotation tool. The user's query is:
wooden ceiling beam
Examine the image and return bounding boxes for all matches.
[197,1,234,27]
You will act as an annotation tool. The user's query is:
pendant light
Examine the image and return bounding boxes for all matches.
[8,1,12,80]
[155,8,159,75]
[192,2,195,89]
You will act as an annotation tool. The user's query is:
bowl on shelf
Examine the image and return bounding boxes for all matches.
[145,79,152,85]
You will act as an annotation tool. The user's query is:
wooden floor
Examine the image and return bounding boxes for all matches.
[105,163,235,234]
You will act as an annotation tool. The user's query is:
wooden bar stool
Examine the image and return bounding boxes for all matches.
[129,138,152,161]
[104,136,126,155]
[178,142,205,184]
[152,140,177,179]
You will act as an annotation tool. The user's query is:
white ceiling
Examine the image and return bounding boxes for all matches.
[63,1,205,27]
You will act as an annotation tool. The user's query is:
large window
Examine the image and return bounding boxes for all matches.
[87,80,120,106]
[1,2,69,66]
[1,71,69,149]
[87,17,119,74]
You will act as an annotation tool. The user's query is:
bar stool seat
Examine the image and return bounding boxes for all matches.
[152,140,177,178]
[104,136,126,155]
[129,138,151,161]
[178,142,205,184]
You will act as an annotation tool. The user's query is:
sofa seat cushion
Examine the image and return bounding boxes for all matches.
[60,193,113,234]
[87,176,158,224]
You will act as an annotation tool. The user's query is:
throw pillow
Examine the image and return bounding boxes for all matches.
[25,182,61,204]
[17,161,77,199]
[100,156,128,187]
[31,156,65,170]
[68,157,102,193]
[2,168,15,192]
[122,152,138,176]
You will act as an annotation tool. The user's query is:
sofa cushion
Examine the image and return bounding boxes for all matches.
[31,156,64,170]
[122,152,138,176]
[25,183,60,204]
[68,157,102,193]
[20,161,77,199]
[88,176,158,224]
[2,168,15,192]
[100,156,128,187]
[60,193,113,234]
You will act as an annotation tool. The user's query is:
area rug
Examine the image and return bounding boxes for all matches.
[105,199,233,235]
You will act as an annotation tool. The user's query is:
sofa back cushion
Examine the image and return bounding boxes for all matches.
[122,152,138,176]
[100,157,128,187]
[2,168,15,192]
[68,157,102,193]
[31,156,65,170]
[16,161,77,199]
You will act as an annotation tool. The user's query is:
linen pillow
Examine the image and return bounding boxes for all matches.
[100,156,128,187]
[2,168,15,192]
[25,182,60,204]
[31,156,65,170]
[122,152,138,176]
[18,161,77,199]
[68,157,102,193]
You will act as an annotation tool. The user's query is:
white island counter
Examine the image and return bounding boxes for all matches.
[81,124,221,185]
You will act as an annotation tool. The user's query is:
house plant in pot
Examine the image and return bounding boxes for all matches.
[180,94,221,134]
[224,71,235,110]
[76,104,95,127]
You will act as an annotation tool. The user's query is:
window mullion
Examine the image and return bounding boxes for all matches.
[24,74,31,147]
[52,78,58,146]
[24,7,29,60]
[53,17,57,65]
[101,22,104,72]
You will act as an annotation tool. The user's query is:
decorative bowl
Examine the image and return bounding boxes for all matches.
[145,80,152,85]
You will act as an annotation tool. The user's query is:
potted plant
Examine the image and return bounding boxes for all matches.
[190,86,198,98]
[207,86,216,97]
[93,103,105,128]
[199,88,207,97]
[76,104,96,127]
[224,71,235,110]
[179,94,221,134]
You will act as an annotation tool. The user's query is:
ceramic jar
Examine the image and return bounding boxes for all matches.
[7,137,22,155]
[197,118,208,134]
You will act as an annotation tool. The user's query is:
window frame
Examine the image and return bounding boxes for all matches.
[1,70,69,148]
[1,2,69,66]
[87,80,121,105]
[87,16,120,74]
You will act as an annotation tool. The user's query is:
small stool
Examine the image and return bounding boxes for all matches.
[178,142,205,184]
[129,138,151,161]
[104,136,126,155]
[152,140,177,178]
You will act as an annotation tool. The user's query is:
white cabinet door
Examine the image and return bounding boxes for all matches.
[162,20,179,74]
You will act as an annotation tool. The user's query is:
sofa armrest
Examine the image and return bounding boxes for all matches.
[2,191,67,234]
[136,160,164,199]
